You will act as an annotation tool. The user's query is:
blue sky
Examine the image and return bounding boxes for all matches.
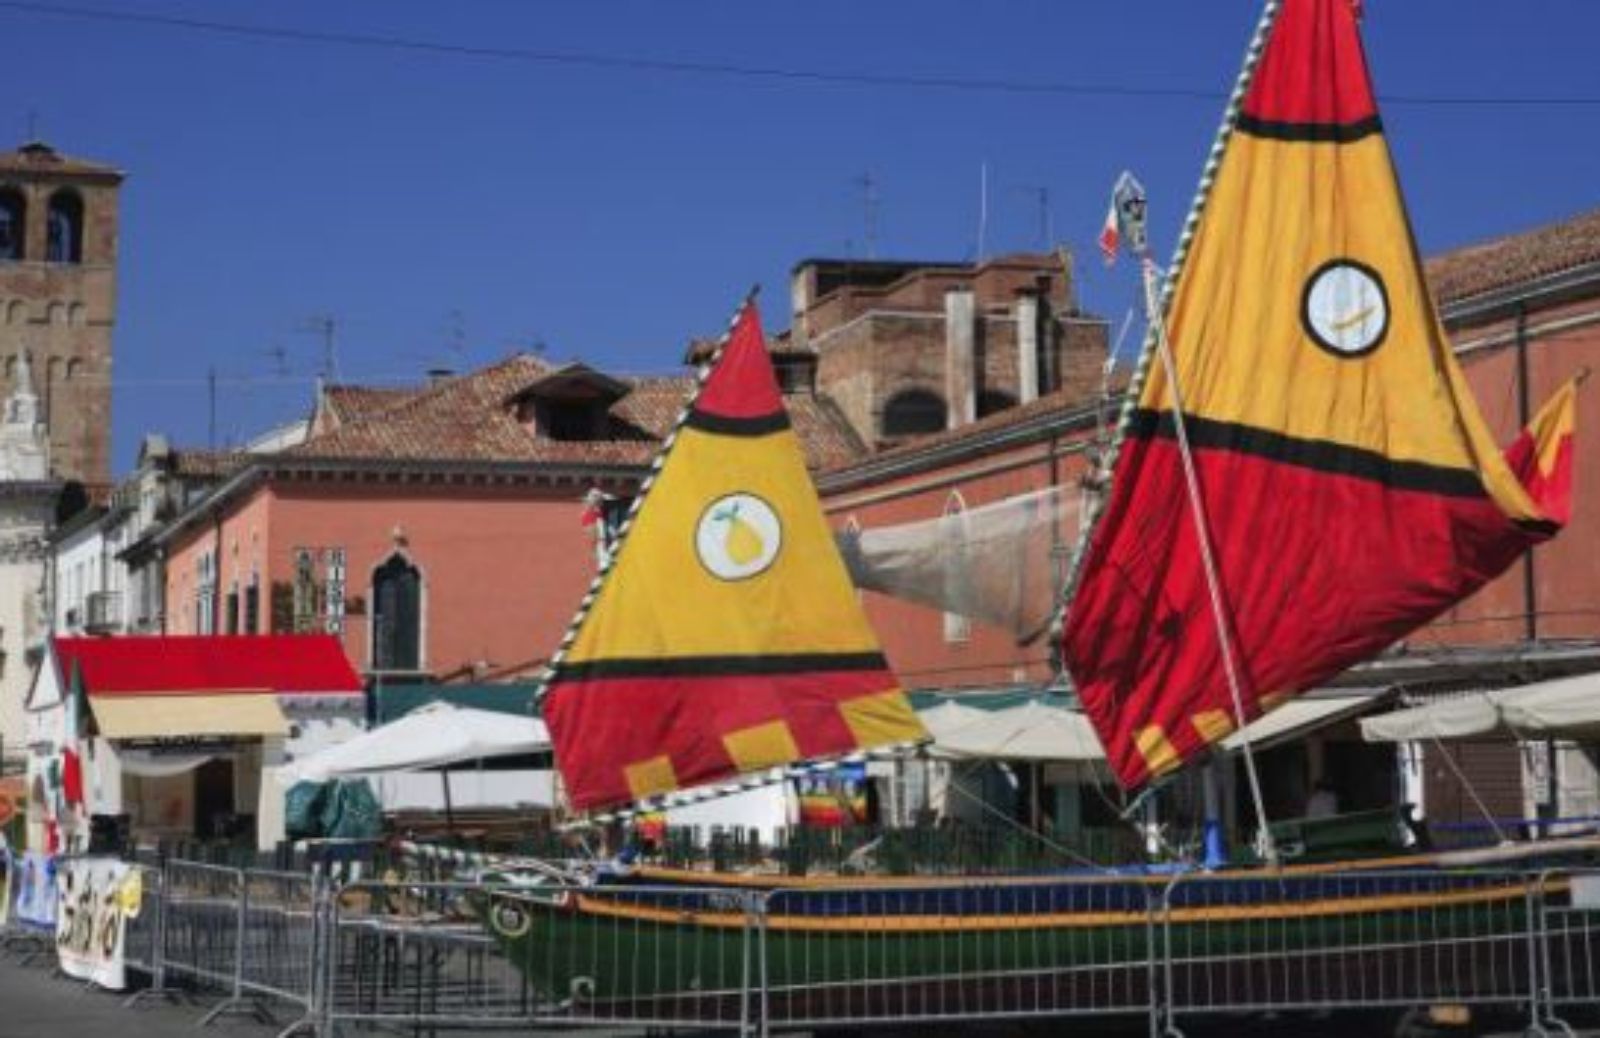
[5,1,1598,472]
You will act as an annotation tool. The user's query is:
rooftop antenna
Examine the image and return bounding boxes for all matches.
[852,171,880,259]
[262,341,290,378]
[444,308,468,370]
[976,162,990,264]
[1016,185,1055,249]
[298,313,341,382]
[24,110,38,141]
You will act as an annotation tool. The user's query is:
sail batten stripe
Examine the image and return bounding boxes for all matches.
[554,652,891,682]
[683,409,791,436]
[1235,113,1382,143]
[1127,408,1488,498]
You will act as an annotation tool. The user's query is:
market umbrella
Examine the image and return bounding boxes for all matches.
[276,702,552,829]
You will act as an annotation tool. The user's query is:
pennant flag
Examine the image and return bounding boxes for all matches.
[543,301,926,813]
[1098,172,1149,266]
[1062,0,1578,791]
[1097,200,1121,266]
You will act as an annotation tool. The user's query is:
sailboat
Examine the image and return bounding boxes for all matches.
[477,0,1596,1018]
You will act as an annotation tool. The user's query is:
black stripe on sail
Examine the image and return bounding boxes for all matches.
[683,409,791,436]
[1235,113,1383,143]
[554,651,891,683]
[1126,409,1489,499]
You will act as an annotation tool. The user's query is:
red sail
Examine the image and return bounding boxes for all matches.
[1061,0,1577,791]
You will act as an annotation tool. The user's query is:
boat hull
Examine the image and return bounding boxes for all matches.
[479,865,1560,1019]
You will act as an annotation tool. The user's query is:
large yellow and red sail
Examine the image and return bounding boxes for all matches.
[1062,0,1577,791]
[544,302,926,813]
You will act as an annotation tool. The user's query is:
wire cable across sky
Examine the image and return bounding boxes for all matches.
[4,0,1600,108]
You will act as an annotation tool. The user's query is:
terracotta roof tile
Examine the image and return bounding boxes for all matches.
[322,385,427,425]
[291,356,862,472]
[1426,207,1600,306]
[0,141,122,180]
[170,447,249,479]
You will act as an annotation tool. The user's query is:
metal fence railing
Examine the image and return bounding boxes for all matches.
[5,852,1600,1036]
[1157,869,1547,1035]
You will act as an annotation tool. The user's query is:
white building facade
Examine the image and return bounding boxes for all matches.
[0,354,59,767]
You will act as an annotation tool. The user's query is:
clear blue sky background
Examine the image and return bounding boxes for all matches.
[4,0,1598,472]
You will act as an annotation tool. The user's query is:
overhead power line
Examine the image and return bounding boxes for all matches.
[3,0,1599,108]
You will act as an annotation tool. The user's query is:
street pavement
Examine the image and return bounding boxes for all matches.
[0,959,275,1037]
[1,958,1594,1037]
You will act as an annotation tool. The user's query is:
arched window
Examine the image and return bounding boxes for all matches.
[881,388,947,438]
[47,190,83,264]
[0,189,24,261]
[372,553,423,671]
[977,389,1018,418]
[942,493,972,644]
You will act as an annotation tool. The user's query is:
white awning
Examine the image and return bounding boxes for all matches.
[928,700,1104,762]
[277,702,550,784]
[1361,672,1600,743]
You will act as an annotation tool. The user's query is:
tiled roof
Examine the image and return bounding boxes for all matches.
[291,355,863,471]
[322,384,426,425]
[0,141,122,180]
[788,394,869,469]
[290,354,604,464]
[170,447,248,479]
[53,634,362,696]
[1426,207,1600,306]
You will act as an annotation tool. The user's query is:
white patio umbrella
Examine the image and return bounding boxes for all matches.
[279,702,550,783]
[276,702,551,828]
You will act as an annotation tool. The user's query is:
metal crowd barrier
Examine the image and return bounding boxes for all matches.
[758,878,1159,1031]
[11,853,1600,1037]
[1157,869,1548,1037]
[321,879,761,1033]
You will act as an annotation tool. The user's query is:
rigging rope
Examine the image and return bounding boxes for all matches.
[1140,256,1279,868]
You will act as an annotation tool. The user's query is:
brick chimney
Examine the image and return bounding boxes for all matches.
[944,287,977,428]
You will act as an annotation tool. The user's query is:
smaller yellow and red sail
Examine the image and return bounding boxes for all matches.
[543,302,926,813]
[1062,0,1579,791]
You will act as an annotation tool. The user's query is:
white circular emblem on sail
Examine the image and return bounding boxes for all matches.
[695,493,782,581]
[1302,259,1389,358]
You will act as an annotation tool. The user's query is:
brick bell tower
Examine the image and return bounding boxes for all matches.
[0,140,122,492]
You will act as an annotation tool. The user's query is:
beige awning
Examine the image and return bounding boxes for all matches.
[916,690,1385,763]
[90,692,289,741]
[1221,691,1387,754]
[1361,672,1600,743]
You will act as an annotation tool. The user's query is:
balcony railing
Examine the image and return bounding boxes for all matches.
[85,590,123,634]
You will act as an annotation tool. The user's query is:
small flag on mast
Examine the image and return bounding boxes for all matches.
[1098,172,1148,266]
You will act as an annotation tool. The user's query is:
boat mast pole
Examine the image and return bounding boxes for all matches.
[1139,257,1278,868]
[1055,0,1283,616]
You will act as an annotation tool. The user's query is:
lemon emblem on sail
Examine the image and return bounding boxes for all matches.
[696,493,782,580]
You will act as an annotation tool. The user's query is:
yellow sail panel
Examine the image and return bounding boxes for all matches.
[563,425,882,663]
